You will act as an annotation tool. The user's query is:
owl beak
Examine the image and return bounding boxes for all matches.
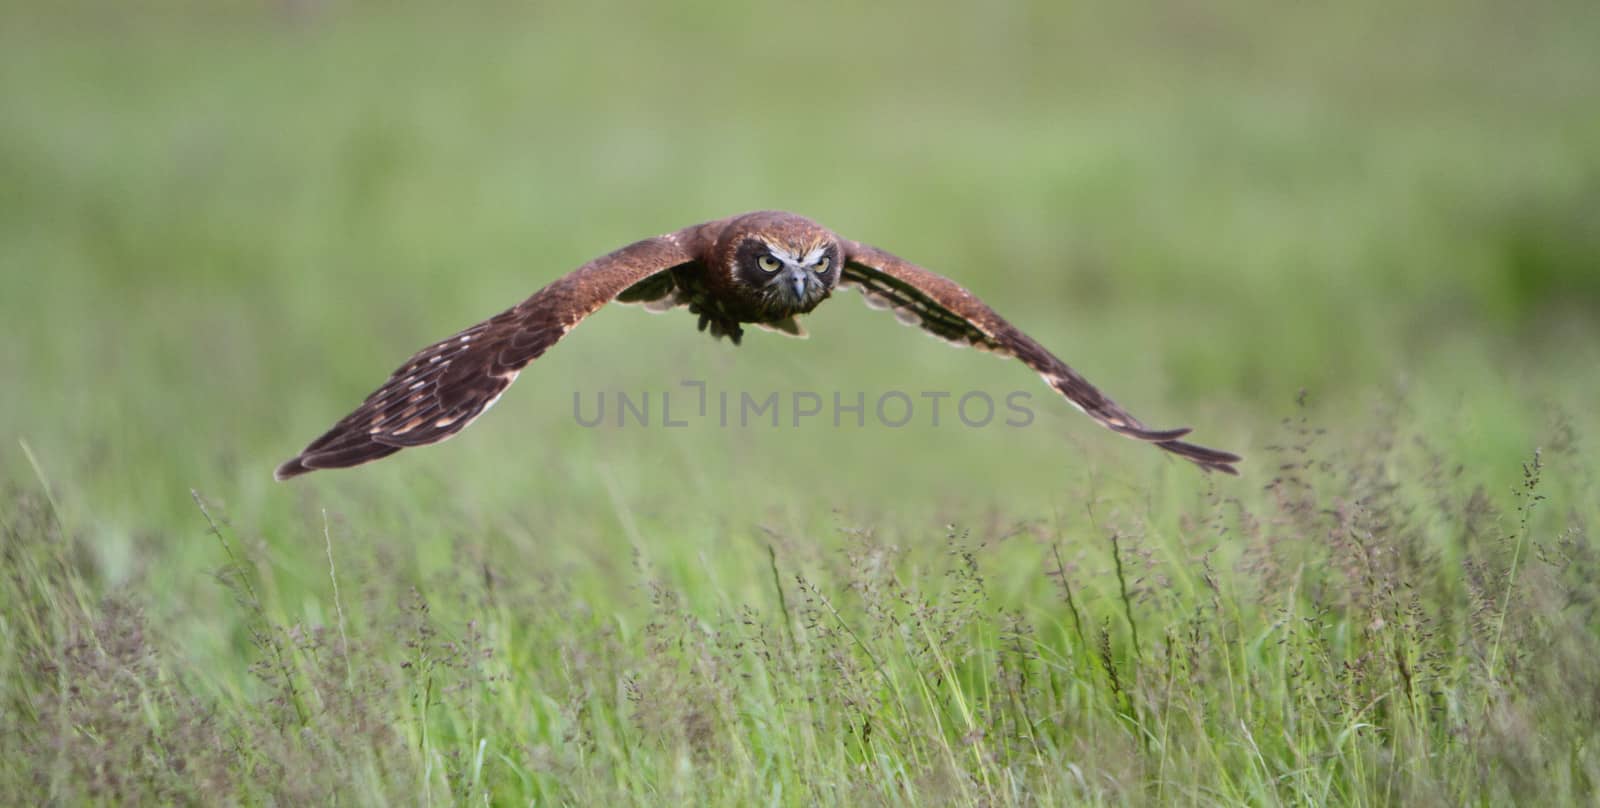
[784,268,808,301]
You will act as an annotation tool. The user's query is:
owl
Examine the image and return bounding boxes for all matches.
[275,211,1240,479]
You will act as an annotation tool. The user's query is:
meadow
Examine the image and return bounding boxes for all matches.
[3,1,1600,804]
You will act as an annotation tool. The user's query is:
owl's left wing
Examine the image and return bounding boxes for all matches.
[841,241,1241,475]
[275,229,704,480]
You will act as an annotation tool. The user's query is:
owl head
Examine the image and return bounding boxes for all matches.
[721,211,841,314]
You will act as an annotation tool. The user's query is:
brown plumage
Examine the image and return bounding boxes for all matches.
[275,211,1240,479]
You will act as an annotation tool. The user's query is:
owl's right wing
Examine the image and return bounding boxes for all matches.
[275,227,707,480]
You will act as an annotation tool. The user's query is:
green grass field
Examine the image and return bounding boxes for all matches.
[4,1,1600,804]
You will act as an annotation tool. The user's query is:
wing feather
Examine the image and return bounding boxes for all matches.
[842,241,1241,475]
[275,229,704,479]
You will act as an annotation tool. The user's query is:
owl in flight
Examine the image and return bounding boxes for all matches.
[275,211,1240,479]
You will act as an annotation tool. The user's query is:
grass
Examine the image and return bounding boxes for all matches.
[3,0,1600,804]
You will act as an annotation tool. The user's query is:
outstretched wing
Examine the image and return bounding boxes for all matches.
[275,230,703,479]
[840,241,1241,475]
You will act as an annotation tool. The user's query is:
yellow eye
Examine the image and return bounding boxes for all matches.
[813,257,831,272]
[758,255,780,272]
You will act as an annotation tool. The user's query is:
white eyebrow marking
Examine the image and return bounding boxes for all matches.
[764,243,799,264]
[801,246,827,265]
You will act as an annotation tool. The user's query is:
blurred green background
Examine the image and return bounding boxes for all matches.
[5,0,1599,616]
[5,0,1599,650]
[2,0,1599,801]
[6,1,1597,491]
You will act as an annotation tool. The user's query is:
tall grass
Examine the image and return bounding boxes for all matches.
[3,401,1597,804]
